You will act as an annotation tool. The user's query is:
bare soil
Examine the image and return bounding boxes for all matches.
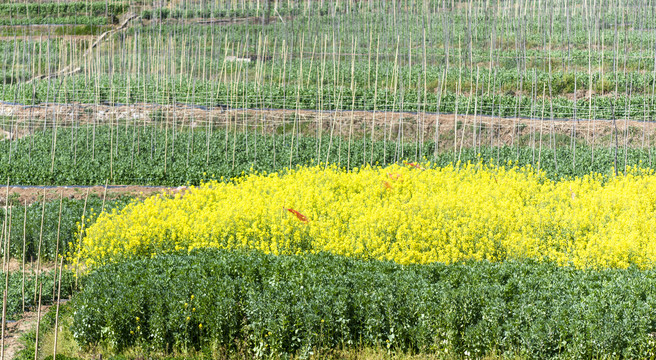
[0,259,62,360]
[2,304,51,360]
[3,259,57,273]
[0,103,655,149]
[1,185,188,206]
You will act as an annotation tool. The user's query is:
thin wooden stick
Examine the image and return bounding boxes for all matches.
[2,178,8,272]
[33,283,42,360]
[34,189,46,304]
[101,179,109,214]
[75,189,90,289]
[370,35,380,165]
[0,207,9,360]
[21,200,26,313]
[0,289,5,360]
[53,257,64,360]
[4,206,11,274]
[347,36,357,171]
[52,191,63,300]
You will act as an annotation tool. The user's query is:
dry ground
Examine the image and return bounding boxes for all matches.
[0,103,654,149]
[1,185,187,206]
[2,304,51,360]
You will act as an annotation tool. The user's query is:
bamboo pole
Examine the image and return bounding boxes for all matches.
[0,289,6,360]
[2,179,8,272]
[52,192,63,300]
[101,179,109,213]
[21,200,26,313]
[53,257,64,360]
[75,189,90,289]
[34,189,46,304]
[0,206,10,360]
[33,283,42,360]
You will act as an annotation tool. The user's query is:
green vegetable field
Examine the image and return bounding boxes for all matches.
[1,0,656,359]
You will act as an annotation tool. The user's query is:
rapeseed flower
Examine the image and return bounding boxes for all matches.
[77,163,656,269]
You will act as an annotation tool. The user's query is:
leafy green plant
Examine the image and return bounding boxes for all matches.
[0,269,75,320]
[73,250,656,359]
[0,197,133,261]
[0,125,652,186]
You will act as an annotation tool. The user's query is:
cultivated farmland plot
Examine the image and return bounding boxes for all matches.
[1,0,656,359]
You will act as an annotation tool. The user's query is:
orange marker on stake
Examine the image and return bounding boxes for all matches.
[387,173,403,181]
[405,162,425,170]
[284,207,309,223]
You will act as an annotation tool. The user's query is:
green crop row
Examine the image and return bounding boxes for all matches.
[149,0,656,50]
[0,197,133,261]
[73,250,656,359]
[0,2,127,17]
[0,125,651,185]
[0,16,112,26]
[0,269,75,321]
[141,6,301,20]
[4,74,656,121]
[0,1,125,25]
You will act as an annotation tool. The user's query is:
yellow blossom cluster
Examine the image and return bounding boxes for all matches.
[77,163,656,269]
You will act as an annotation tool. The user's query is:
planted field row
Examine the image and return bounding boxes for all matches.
[79,163,656,269]
[0,2,127,17]
[0,1,127,26]
[0,196,132,261]
[4,75,656,121]
[74,250,656,358]
[0,0,652,122]
[141,6,300,20]
[1,126,651,185]
[0,17,114,26]
[8,0,656,359]
[2,269,75,321]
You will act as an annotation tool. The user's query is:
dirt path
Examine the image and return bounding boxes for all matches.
[1,103,655,149]
[1,185,188,206]
[3,304,52,360]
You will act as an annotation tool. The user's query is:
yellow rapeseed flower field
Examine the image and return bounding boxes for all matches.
[76,162,656,269]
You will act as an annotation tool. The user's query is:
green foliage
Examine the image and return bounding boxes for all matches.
[15,301,77,360]
[0,125,651,185]
[0,16,111,26]
[54,25,113,36]
[72,250,656,358]
[0,197,133,261]
[0,2,127,17]
[0,2,127,25]
[0,269,75,321]
[143,3,301,20]
[5,67,656,120]
[43,355,79,360]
